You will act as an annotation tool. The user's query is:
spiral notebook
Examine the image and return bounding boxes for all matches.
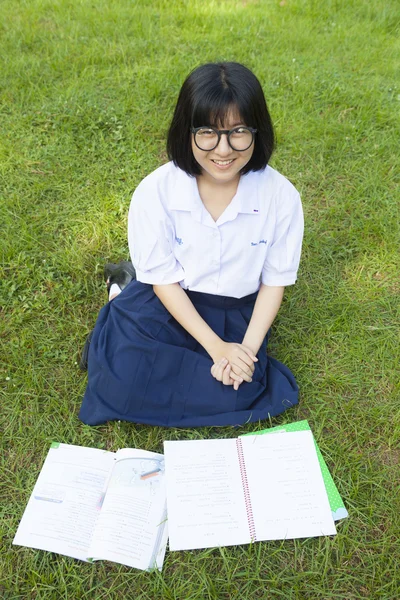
[164,430,337,551]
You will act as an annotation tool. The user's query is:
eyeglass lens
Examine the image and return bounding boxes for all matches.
[195,127,254,151]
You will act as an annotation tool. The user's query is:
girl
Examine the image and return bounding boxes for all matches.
[79,62,304,427]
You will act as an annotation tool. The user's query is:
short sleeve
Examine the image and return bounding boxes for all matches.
[127,178,185,285]
[262,191,304,286]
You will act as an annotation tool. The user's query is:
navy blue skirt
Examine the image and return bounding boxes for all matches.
[79,281,298,427]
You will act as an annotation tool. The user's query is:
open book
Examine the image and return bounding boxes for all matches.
[13,443,168,571]
[164,430,337,551]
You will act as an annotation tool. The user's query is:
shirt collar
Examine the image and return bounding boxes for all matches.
[236,172,260,215]
[169,169,200,212]
[216,172,261,226]
[169,167,261,216]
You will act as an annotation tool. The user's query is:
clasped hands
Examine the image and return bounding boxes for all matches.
[210,341,258,391]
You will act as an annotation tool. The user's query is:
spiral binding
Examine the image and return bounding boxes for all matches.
[236,438,257,542]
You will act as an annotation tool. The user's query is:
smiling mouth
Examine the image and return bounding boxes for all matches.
[211,159,235,165]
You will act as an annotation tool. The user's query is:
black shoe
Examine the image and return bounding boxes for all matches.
[79,329,93,371]
[79,262,136,371]
[104,261,136,293]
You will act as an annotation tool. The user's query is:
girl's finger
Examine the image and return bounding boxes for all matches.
[235,350,256,374]
[211,358,228,381]
[211,363,220,379]
[222,364,232,386]
[241,345,258,362]
[230,362,252,382]
[229,370,244,384]
[211,362,220,375]
[211,358,225,372]
[234,350,254,369]
[233,355,255,375]
[213,365,224,381]
[236,357,255,375]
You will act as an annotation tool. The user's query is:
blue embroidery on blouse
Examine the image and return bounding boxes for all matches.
[175,237,183,245]
[251,239,267,246]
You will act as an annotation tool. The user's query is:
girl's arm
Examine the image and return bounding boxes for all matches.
[213,284,285,389]
[242,284,285,355]
[153,283,257,382]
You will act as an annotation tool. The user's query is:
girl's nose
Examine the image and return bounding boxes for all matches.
[215,133,232,156]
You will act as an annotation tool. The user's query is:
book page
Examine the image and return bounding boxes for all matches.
[88,448,167,571]
[13,443,115,561]
[164,439,250,551]
[240,431,337,541]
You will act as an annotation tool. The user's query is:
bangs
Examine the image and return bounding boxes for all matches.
[191,90,250,128]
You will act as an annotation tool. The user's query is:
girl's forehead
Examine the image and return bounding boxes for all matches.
[210,107,245,128]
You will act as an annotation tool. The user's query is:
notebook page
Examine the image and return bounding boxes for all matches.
[88,449,167,571]
[243,421,348,521]
[164,439,250,551]
[13,444,115,561]
[240,430,336,541]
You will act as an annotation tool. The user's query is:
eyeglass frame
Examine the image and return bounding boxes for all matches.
[190,126,258,152]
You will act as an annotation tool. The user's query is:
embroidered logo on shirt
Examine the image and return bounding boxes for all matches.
[175,237,183,245]
[251,239,267,246]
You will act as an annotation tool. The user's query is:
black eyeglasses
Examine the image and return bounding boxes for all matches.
[191,126,257,152]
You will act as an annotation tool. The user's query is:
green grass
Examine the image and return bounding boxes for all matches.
[1,0,399,598]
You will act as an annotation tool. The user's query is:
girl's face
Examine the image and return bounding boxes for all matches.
[191,108,255,186]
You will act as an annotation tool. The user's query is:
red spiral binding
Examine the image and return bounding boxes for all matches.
[236,438,257,543]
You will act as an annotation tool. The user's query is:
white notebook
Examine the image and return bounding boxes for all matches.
[164,430,336,551]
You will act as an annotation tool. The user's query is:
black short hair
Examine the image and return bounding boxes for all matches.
[167,62,275,176]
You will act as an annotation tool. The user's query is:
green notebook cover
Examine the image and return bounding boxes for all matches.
[242,420,348,521]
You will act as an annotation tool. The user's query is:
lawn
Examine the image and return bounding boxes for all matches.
[1,0,399,598]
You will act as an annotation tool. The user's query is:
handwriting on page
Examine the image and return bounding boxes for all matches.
[164,439,250,551]
[240,431,336,541]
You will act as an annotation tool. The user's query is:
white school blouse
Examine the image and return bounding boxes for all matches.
[128,162,304,299]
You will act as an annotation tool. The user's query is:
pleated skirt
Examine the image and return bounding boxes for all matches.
[79,281,299,427]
